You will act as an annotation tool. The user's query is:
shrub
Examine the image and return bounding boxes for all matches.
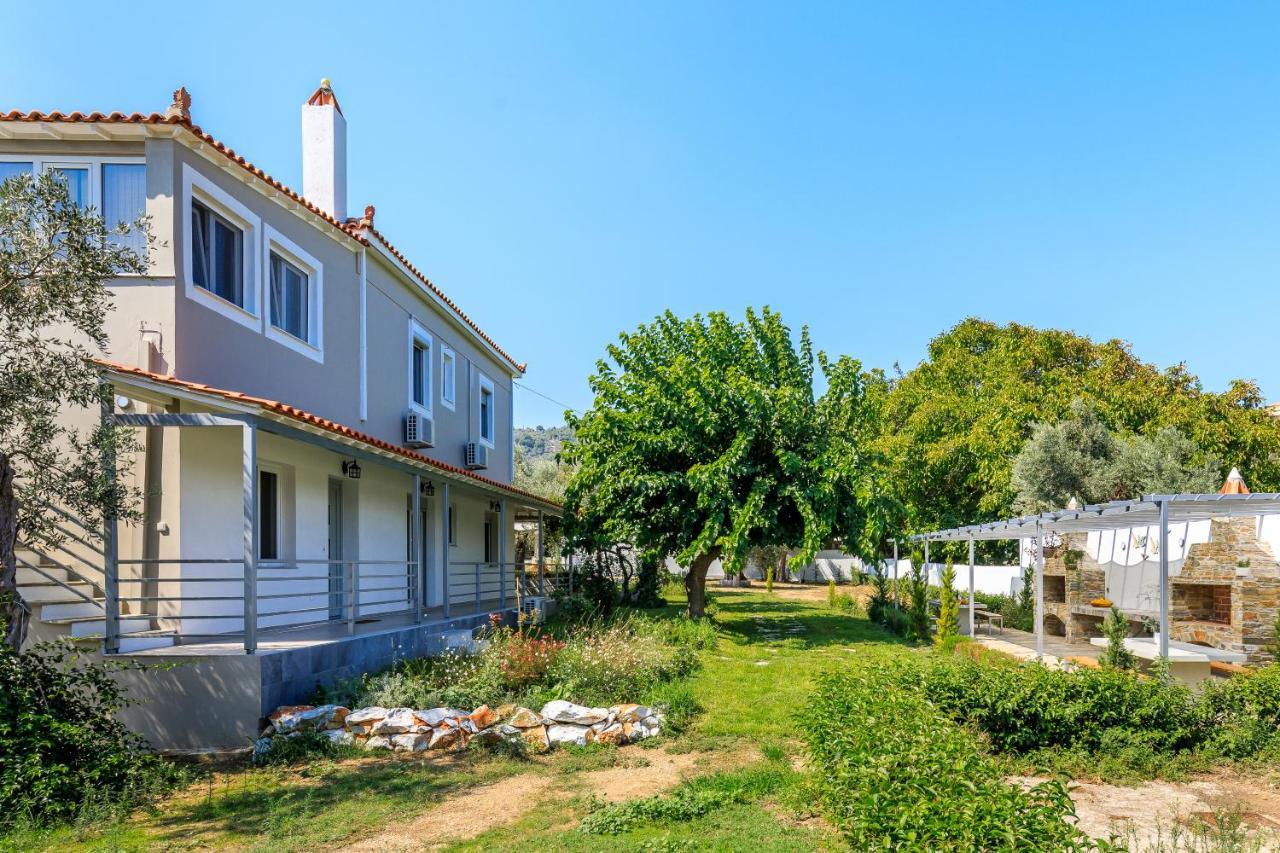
[0,639,186,826]
[935,558,958,647]
[1201,665,1280,758]
[805,664,1096,850]
[1100,606,1136,671]
[498,633,565,690]
[907,556,930,642]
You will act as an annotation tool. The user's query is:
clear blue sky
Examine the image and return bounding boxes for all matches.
[6,3,1279,426]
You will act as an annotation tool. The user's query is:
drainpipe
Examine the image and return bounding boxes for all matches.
[358,248,368,421]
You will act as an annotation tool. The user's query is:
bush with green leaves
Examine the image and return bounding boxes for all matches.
[935,558,958,646]
[805,664,1096,851]
[907,555,930,642]
[1100,606,1136,671]
[0,639,186,826]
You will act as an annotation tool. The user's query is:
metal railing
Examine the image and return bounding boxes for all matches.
[111,557,417,653]
[445,560,571,613]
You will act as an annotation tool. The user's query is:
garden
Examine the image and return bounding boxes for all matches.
[9,580,1280,851]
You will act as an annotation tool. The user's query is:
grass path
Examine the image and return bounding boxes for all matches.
[6,586,890,852]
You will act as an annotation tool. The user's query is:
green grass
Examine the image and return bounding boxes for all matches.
[1,587,894,851]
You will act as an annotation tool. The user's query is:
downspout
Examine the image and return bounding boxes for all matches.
[358,248,368,421]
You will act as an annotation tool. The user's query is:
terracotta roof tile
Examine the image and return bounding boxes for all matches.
[2,106,525,373]
[98,360,559,509]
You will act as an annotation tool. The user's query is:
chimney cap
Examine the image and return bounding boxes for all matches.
[306,78,343,115]
[165,86,191,121]
[1220,467,1250,495]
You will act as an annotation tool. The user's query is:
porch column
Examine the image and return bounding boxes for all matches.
[498,499,506,609]
[412,474,422,623]
[968,538,976,636]
[441,481,450,618]
[537,509,545,596]
[101,391,120,655]
[924,540,929,590]
[242,422,258,654]
[1158,499,1170,659]
[892,539,899,607]
[1034,527,1045,660]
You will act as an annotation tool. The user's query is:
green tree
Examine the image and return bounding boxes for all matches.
[908,550,931,642]
[1100,606,1136,671]
[935,557,958,646]
[873,319,1280,555]
[563,308,878,617]
[1,172,149,650]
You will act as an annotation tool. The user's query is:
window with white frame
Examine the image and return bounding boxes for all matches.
[258,469,280,561]
[182,164,259,329]
[478,373,495,447]
[192,199,245,307]
[0,156,146,253]
[263,225,323,359]
[409,322,433,413]
[440,345,456,410]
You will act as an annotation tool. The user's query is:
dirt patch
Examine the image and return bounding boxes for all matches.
[345,745,757,850]
[766,583,875,607]
[1021,770,1280,847]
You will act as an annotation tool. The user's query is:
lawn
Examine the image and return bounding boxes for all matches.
[6,586,889,852]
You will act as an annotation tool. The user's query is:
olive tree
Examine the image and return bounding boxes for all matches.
[563,308,877,618]
[1,172,149,650]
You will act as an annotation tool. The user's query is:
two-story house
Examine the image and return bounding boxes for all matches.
[4,83,562,748]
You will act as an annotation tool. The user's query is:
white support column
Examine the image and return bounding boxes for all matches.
[499,499,507,609]
[442,481,451,618]
[412,474,422,623]
[537,509,545,597]
[242,422,258,654]
[892,539,899,607]
[924,540,929,584]
[968,538,976,636]
[1034,526,1045,660]
[101,392,120,655]
[1158,499,1170,660]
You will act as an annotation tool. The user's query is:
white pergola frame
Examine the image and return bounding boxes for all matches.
[908,493,1280,660]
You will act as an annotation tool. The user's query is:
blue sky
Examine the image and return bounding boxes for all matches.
[6,3,1279,425]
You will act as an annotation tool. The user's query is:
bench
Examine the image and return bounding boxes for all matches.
[973,609,1004,636]
[1210,660,1251,677]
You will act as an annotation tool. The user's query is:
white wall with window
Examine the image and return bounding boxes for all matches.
[477,373,495,448]
[264,225,324,361]
[408,321,433,415]
[0,155,147,254]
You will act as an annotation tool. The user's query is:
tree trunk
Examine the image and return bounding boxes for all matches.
[684,547,721,618]
[0,452,27,653]
[775,552,790,584]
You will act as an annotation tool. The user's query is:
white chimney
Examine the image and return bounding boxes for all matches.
[301,79,347,220]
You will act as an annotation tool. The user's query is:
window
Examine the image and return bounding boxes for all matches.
[440,346,456,410]
[101,163,147,253]
[484,517,493,564]
[448,504,457,546]
[408,322,432,413]
[0,161,32,184]
[191,199,245,307]
[263,225,323,359]
[269,252,309,342]
[50,165,88,208]
[478,374,495,446]
[258,470,279,561]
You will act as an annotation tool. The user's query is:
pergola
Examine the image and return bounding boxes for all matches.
[908,493,1280,660]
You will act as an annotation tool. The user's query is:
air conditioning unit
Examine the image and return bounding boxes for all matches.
[521,596,548,625]
[465,441,489,470]
[404,411,434,448]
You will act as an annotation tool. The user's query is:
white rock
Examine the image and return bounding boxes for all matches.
[365,735,392,750]
[541,700,610,726]
[271,704,349,734]
[614,705,653,724]
[415,708,456,727]
[546,723,591,747]
[346,706,389,726]
[634,715,662,739]
[371,708,421,734]
[321,729,354,746]
[390,733,431,752]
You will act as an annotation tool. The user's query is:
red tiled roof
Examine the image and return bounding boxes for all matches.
[98,360,560,510]
[1,105,525,374]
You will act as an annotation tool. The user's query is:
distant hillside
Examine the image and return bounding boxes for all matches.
[515,425,575,463]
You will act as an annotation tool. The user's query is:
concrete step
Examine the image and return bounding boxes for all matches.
[40,599,105,621]
[17,565,68,584]
[50,616,153,637]
[18,581,96,603]
[118,633,176,653]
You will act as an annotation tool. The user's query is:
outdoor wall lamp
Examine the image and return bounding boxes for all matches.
[422,480,435,497]
[341,459,362,480]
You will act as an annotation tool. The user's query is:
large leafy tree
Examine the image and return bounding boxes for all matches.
[1,172,148,650]
[874,318,1280,555]
[563,308,878,617]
